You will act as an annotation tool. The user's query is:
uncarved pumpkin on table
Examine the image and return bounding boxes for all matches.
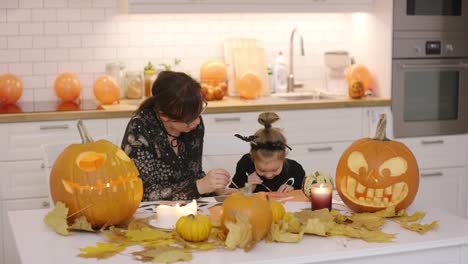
[49,120,143,228]
[335,114,419,213]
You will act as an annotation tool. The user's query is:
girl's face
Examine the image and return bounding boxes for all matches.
[254,155,284,180]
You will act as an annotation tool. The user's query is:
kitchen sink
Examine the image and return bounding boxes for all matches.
[271,91,341,100]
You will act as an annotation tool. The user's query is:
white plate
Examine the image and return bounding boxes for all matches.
[148,219,175,231]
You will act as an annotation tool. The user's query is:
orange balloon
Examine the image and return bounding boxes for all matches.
[93,75,120,105]
[345,64,373,91]
[235,71,262,100]
[54,73,82,102]
[56,101,81,112]
[0,103,23,114]
[0,73,23,104]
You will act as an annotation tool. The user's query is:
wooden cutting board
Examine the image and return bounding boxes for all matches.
[223,38,270,97]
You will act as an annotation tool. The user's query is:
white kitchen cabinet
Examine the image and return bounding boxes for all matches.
[0,160,48,200]
[2,198,50,264]
[362,106,394,138]
[121,0,373,13]
[107,117,131,146]
[413,167,467,217]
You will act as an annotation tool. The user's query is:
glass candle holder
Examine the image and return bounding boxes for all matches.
[310,183,333,211]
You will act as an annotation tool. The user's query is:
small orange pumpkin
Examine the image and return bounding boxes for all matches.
[335,114,419,213]
[345,64,373,92]
[49,120,143,228]
[221,187,272,241]
[348,80,365,99]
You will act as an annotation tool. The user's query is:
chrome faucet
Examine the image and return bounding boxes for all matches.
[287,27,305,92]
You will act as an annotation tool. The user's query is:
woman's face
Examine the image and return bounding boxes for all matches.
[254,155,284,180]
[165,117,201,133]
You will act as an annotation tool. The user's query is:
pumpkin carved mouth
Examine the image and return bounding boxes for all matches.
[339,175,408,208]
[62,175,139,195]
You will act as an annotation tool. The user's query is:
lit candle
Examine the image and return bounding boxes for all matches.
[176,200,198,218]
[154,204,179,229]
[310,183,333,211]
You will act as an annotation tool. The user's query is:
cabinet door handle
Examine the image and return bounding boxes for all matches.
[39,124,69,130]
[421,139,444,145]
[214,117,241,122]
[421,172,443,177]
[308,146,333,152]
[40,163,45,169]
[42,201,51,208]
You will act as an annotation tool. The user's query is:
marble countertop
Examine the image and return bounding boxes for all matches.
[0,96,391,123]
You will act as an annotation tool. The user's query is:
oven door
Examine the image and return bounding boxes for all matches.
[394,0,468,31]
[392,59,468,137]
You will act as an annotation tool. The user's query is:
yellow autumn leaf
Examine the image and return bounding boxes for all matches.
[132,246,192,263]
[268,222,303,243]
[329,224,395,243]
[224,213,253,250]
[394,211,426,222]
[69,216,95,232]
[43,201,70,236]
[400,220,439,234]
[78,242,126,259]
[125,227,173,242]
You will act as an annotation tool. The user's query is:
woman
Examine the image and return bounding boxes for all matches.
[121,71,232,201]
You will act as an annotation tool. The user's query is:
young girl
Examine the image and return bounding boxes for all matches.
[231,112,305,193]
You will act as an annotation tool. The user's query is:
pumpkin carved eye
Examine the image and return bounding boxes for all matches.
[347,151,368,175]
[378,157,407,177]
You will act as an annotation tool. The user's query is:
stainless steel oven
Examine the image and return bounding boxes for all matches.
[392,33,468,137]
[394,0,468,31]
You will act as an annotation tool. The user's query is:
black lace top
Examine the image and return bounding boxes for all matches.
[121,108,205,201]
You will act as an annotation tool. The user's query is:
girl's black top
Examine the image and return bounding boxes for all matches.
[121,108,205,201]
[231,153,305,192]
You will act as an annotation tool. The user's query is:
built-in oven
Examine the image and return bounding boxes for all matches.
[394,0,468,31]
[392,33,468,137]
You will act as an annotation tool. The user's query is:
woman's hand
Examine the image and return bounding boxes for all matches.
[247,172,263,186]
[197,168,231,194]
[277,183,294,193]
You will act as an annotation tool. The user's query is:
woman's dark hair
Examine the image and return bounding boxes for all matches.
[136,71,203,123]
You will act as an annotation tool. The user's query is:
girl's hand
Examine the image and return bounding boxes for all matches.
[247,172,263,186]
[197,168,231,194]
[277,183,294,193]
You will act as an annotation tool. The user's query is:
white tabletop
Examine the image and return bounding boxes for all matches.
[8,202,468,264]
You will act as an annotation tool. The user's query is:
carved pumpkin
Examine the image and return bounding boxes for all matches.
[345,64,373,92]
[269,199,285,223]
[348,80,365,99]
[221,186,273,241]
[335,114,419,213]
[176,214,212,242]
[49,120,143,228]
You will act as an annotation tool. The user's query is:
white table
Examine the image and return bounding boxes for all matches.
[8,202,468,264]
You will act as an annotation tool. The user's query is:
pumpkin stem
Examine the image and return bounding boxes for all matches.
[373,114,388,141]
[242,183,255,197]
[77,120,94,143]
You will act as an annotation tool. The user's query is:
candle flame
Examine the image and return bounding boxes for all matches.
[319,184,323,188]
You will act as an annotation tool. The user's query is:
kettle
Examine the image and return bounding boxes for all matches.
[105,62,126,99]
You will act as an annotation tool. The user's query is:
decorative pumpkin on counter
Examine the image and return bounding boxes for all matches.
[0,73,23,104]
[269,199,285,223]
[54,73,82,102]
[49,120,143,228]
[302,171,334,198]
[345,64,373,92]
[221,185,273,241]
[348,79,365,99]
[335,114,419,213]
[176,214,212,242]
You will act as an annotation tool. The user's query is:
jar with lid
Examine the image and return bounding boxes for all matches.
[125,71,143,99]
[144,62,157,98]
[105,62,126,98]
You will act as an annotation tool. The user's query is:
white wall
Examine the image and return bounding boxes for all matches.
[0,0,391,102]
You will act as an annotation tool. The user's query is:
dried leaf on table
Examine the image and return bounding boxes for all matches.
[393,211,426,222]
[283,212,302,233]
[69,216,95,232]
[176,235,219,250]
[43,201,70,236]
[125,227,173,242]
[347,213,386,231]
[328,224,395,243]
[132,245,192,263]
[294,208,334,224]
[224,213,254,250]
[126,217,152,230]
[303,218,335,236]
[268,222,303,243]
[78,242,125,259]
[400,220,439,234]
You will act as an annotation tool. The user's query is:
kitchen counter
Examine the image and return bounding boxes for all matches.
[8,202,468,264]
[0,96,390,123]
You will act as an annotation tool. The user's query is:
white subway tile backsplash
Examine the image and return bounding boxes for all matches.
[106,34,129,47]
[19,23,44,35]
[93,47,116,60]
[6,8,31,21]
[44,0,66,8]
[80,8,104,21]
[57,35,81,47]
[69,48,93,61]
[8,36,33,48]
[19,0,43,8]
[69,22,93,34]
[0,9,6,22]
[34,63,56,75]
[0,23,18,35]
[92,0,116,8]
[68,0,91,8]
[0,37,6,48]
[0,0,19,9]
[20,75,46,88]
[20,48,44,61]
[93,21,117,34]
[0,49,19,62]
[58,61,82,73]
[0,64,8,73]
[33,35,56,48]
[82,61,105,74]
[33,87,55,101]
[45,48,68,61]
[81,34,105,47]
[31,8,56,21]
[8,62,33,75]
[117,47,141,59]
[44,22,68,34]
[20,88,34,101]
[56,8,80,21]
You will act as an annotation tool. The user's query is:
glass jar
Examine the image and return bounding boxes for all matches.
[125,71,143,99]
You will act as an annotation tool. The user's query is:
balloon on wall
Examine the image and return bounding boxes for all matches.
[54,73,82,102]
[93,75,120,105]
[0,73,23,104]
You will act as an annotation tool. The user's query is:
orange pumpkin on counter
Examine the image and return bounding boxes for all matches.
[49,120,143,228]
[335,114,419,213]
[345,64,373,92]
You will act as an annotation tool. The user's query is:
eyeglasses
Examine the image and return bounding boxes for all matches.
[163,100,208,126]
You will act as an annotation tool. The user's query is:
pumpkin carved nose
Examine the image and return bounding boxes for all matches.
[368,169,378,182]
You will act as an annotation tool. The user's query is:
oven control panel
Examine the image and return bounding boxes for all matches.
[393,38,468,58]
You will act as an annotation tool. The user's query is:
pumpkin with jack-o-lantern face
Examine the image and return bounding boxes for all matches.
[49,120,143,228]
[335,114,419,213]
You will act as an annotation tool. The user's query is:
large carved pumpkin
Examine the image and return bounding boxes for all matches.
[221,187,272,241]
[49,120,143,228]
[335,114,419,213]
